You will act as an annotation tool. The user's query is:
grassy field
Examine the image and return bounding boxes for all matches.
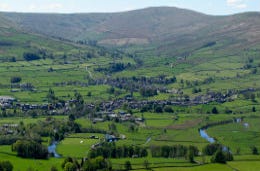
[207,117,260,154]
[0,111,260,170]
[1,27,260,104]
[57,133,103,158]
[0,146,63,171]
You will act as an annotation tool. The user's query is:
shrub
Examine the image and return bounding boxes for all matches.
[164,106,174,113]
[212,107,218,114]
[211,150,226,164]
[23,52,40,61]
[0,161,13,171]
[203,143,222,155]
[124,161,132,171]
[251,146,258,155]
[10,76,22,83]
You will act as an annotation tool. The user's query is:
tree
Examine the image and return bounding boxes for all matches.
[164,106,174,113]
[107,87,115,94]
[108,123,117,132]
[74,91,84,105]
[47,88,56,104]
[68,114,76,121]
[124,161,132,171]
[154,106,163,113]
[61,157,73,169]
[211,150,226,164]
[23,52,41,61]
[10,76,22,83]
[140,148,148,157]
[251,93,256,102]
[64,162,77,171]
[0,161,13,171]
[50,166,58,171]
[128,124,136,132]
[236,147,241,155]
[143,160,150,170]
[251,146,258,155]
[251,68,257,74]
[203,143,222,155]
[10,57,16,62]
[187,146,198,163]
[224,151,233,161]
[82,156,111,171]
[212,107,218,114]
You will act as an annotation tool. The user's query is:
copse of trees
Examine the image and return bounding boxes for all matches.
[203,143,233,163]
[211,149,233,164]
[242,92,256,102]
[150,145,199,159]
[61,156,112,171]
[0,135,25,145]
[199,119,236,130]
[23,52,41,61]
[203,143,222,155]
[12,140,48,159]
[110,63,128,72]
[61,157,79,171]
[192,87,202,94]
[211,150,227,164]
[88,143,148,159]
[140,87,158,97]
[164,106,174,113]
[187,145,199,163]
[82,156,112,171]
[94,62,130,73]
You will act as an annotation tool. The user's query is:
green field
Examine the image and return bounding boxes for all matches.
[1,111,260,170]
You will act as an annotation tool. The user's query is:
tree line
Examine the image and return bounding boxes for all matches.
[88,142,148,159]
[150,145,199,159]
[12,140,48,159]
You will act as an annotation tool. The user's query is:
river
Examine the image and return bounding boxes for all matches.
[199,129,215,143]
[48,142,60,158]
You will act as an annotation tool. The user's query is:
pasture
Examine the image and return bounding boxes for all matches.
[0,110,260,170]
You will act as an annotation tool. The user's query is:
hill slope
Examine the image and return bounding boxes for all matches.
[2,7,213,43]
[2,7,260,56]
[0,7,260,103]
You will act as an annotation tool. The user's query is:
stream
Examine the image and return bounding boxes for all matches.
[199,118,249,143]
[48,142,60,158]
[199,129,215,143]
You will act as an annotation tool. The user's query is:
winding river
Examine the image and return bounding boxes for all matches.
[48,142,60,158]
[199,129,215,143]
[199,117,249,143]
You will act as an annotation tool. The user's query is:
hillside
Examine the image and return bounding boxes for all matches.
[2,7,214,44]
[0,7,260,103]
[0,15,135,103]
[2,7,260,56]
[0,13,115,62]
